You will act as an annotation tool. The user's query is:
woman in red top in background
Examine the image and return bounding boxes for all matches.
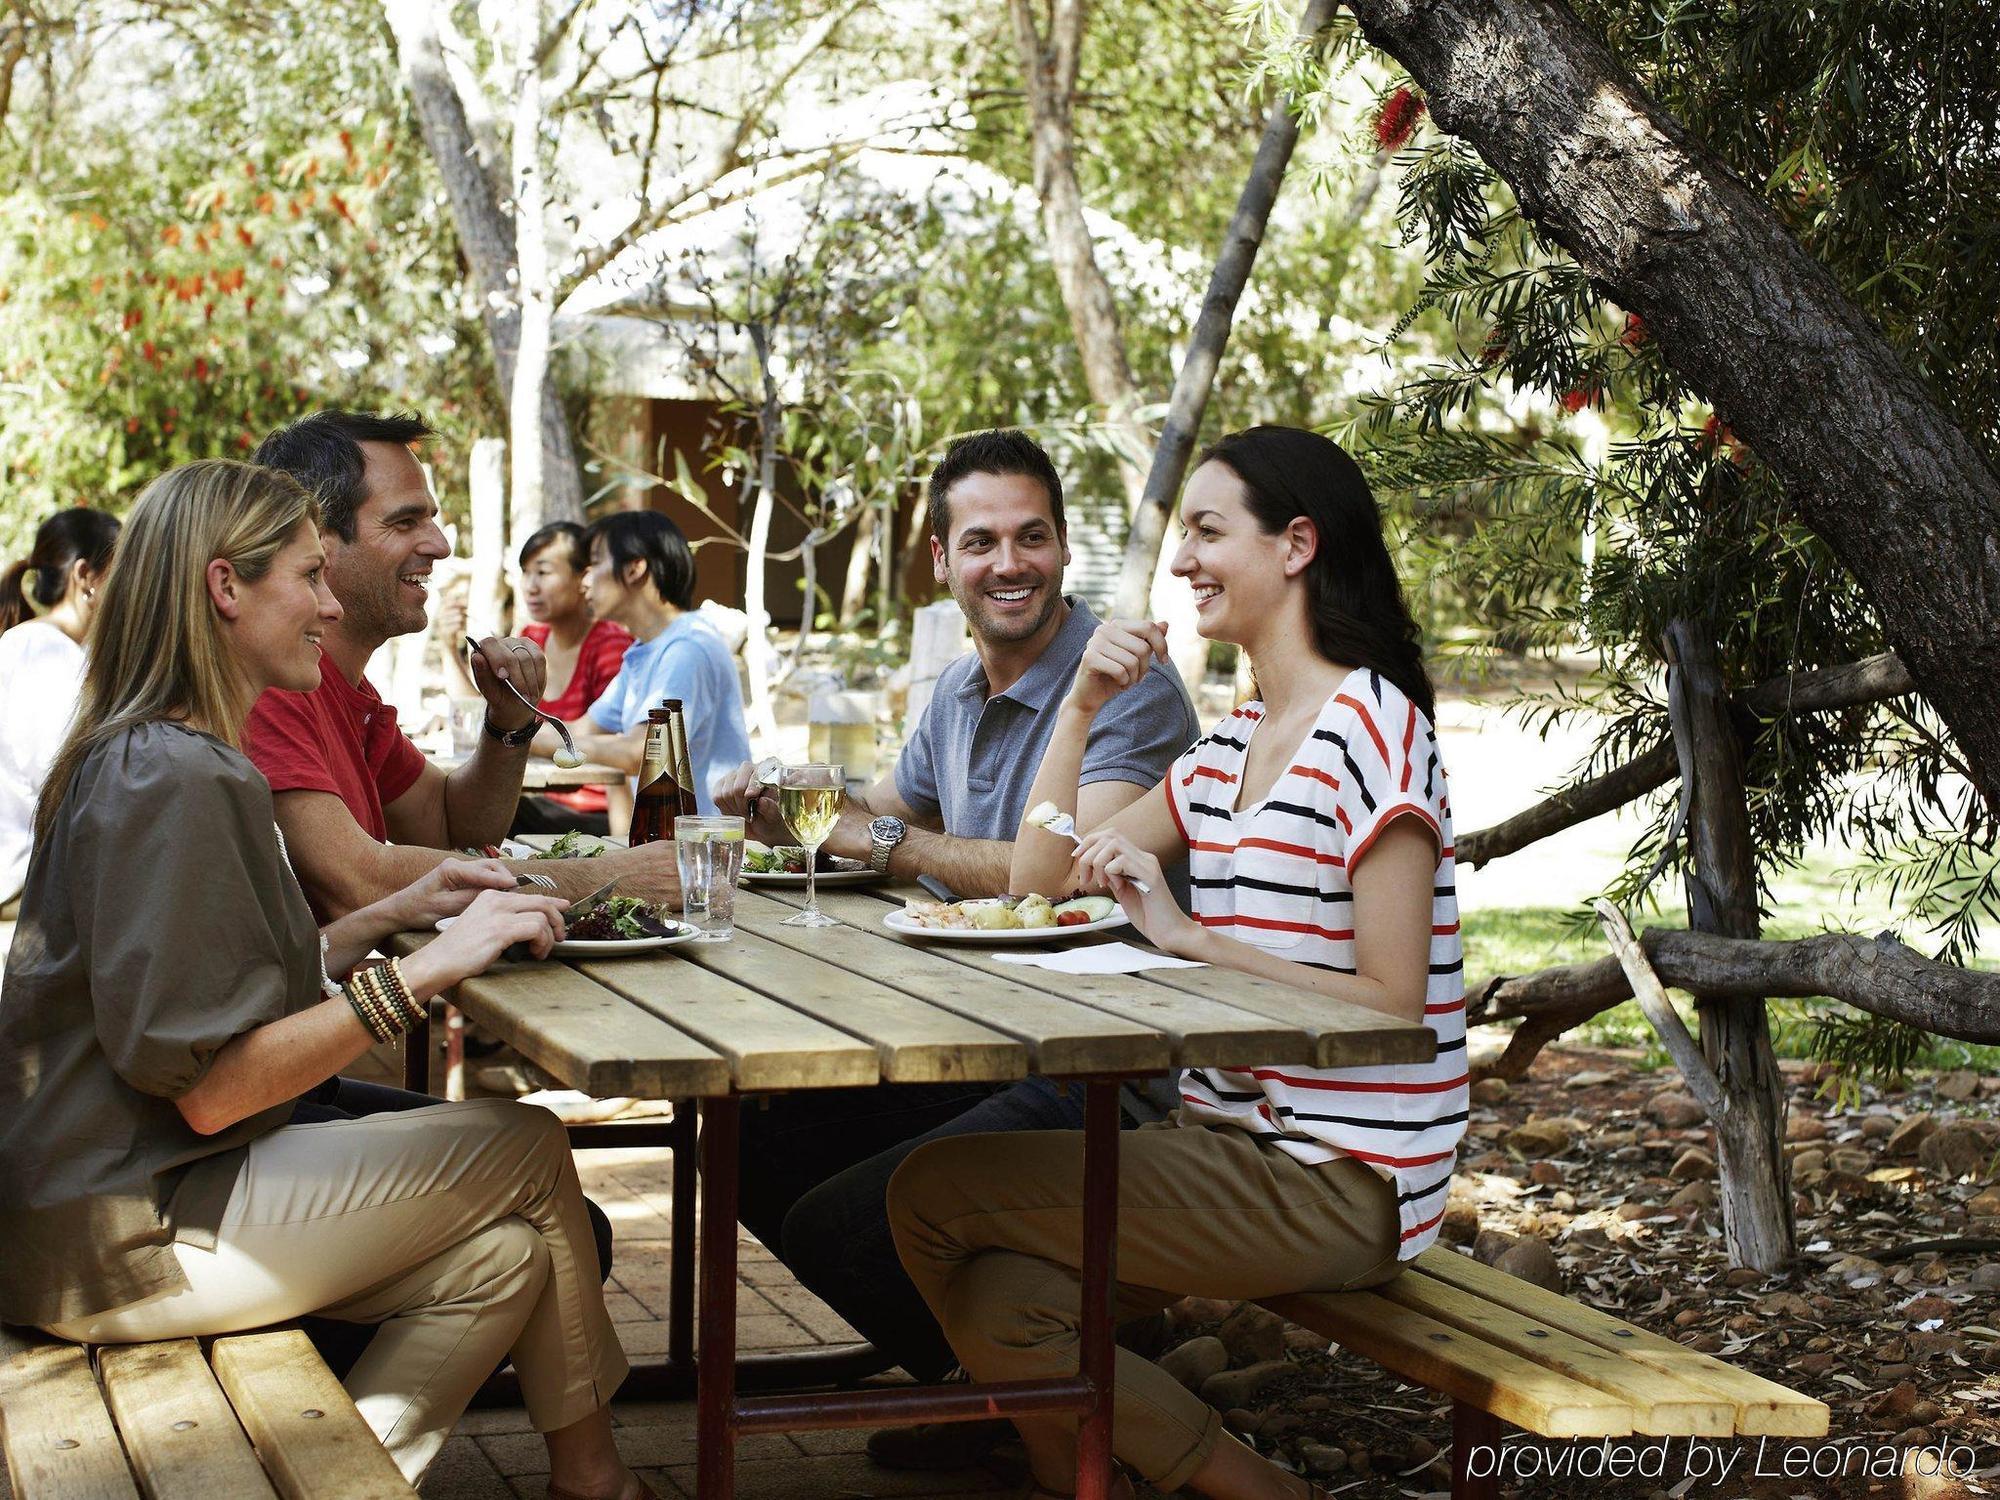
[512,522,633,836]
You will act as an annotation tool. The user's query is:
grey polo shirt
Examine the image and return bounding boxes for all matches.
[895,596,1198,843]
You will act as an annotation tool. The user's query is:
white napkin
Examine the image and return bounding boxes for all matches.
[992,941,1208,975]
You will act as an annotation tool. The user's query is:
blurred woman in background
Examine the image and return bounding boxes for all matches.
[0,507,121,911]
[513,521,633,836]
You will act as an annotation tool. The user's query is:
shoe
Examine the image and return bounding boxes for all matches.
[545,1478,661,1500]
[865,1416,1016,1470]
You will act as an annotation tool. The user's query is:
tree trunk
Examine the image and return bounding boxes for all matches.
[383,0,582,524]
[1114,0,1339,621]
[467,437,510,637]
[740,324,782,743]
[839,500,876,625]
[1663,618,1792,1268]
[1341,0,2000,812]
[508,0,556,535]
[1006,0,1150,512]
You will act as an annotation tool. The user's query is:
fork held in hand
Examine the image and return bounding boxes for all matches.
[462,636,583,767]
[1034,808,1152,896]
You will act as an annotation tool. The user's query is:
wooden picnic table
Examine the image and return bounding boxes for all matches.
[395,877,1437,1499]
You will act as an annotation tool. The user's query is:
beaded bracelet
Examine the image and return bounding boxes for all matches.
[343,958,424,1043]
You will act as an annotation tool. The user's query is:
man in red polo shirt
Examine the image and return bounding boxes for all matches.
[245,409,680,918]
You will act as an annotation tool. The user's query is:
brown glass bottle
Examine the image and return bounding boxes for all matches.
[663,698,700,818]
[629,707,677,845]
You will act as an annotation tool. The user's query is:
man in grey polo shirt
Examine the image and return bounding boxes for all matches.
[722,434,1194,894]
[716,430,1195,1469]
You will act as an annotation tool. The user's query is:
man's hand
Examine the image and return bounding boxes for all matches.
[713,759,792,846]
[820,802,874,862]
[602,839,683,905]
[463,635,549,732]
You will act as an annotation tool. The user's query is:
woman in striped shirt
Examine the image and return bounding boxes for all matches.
[887,426,1464,1500]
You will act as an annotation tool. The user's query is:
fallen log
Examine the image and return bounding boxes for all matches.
[1457,653,1914,869]
[1466,924,2000,1080]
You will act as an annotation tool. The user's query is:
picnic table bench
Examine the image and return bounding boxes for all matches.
[389,871,1827,1499]
[1260,1244,1826,1497]
[0,1325,414,1500]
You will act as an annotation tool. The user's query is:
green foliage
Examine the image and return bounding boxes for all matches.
[0,5,499,558]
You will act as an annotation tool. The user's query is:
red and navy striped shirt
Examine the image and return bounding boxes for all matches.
[1164,669,1466,1259]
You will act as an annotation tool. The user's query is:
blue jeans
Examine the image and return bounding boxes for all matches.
[292,1076,616,1377]
[738,1075,1095,1381]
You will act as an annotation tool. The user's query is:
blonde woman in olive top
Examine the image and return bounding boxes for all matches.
[0,461,658,1500]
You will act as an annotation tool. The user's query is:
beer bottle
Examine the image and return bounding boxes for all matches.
[664,698,700,818]
[630,707,676,845]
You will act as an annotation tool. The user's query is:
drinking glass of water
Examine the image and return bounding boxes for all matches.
[675,815,746,942]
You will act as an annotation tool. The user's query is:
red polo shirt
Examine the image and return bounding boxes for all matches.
[244,654,427,843]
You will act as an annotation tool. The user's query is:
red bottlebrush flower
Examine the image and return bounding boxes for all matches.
[1620,313,1647,348]
[237,226,254,247]
[162,419,175,435]
[141,340,158,364]
[244,295,257,315]
[1374,87,1427,152]
[88,212,108,232]
[193,356,210,381]
[165,406,178,420]
[121,308,143,331]
[330,193,351,221]
[339,129,354,155]
[269,255,285,270]
[90,275,106,294]
[162,224,183,247]
[288,198,302,219]
[1560,387,1590,414]
[255,191,275,214]
[243,160,257,179]
[202,301,214,321]
[305,157,320,179]
[237,431,254,450]
[1699,413,1728,449]
[125,416,140,434]
[1476,331,1508,367]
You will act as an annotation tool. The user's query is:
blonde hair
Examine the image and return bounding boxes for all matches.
[36,460,319,840]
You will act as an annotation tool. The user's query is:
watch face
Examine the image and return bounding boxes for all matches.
[870,815,907,842]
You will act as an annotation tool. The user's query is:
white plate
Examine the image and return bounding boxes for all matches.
[740,842,883,887]
[436,914,701,958]
[880,907,1130,944]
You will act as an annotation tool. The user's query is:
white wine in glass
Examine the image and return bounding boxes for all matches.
[779,763,845,927]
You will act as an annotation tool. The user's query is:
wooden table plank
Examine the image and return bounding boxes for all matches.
[789,884,1431,1072]
[209,1332,414,1500]
[0,1341,139,1500]
[391,935,730,1099]
[682,898,1028,1085]
[1140,968,1438,1070]
[733,888,1173,1076]
[576,954,882,1093]
[97,1340,278,1499]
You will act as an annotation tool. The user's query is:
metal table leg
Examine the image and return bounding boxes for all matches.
[696,1095,741,1498]
[1075,1077,1120,1498]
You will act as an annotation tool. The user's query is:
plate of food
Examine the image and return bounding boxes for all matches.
[741,840,883,886]
[439,895,699,957]
[883,893,1126,943]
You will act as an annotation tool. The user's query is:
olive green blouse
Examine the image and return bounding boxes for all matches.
[0,722,320,1326]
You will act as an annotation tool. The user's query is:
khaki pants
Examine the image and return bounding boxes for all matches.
[887,1122,1400,1492]
[48,1098,628,1482]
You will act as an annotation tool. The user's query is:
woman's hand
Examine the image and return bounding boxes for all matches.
[1074,828,1197,953]
[398,890,569,1001]
[1064,619,1169,716]
[385,858,519,933]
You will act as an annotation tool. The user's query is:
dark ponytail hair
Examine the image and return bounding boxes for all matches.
[1196,426,1435,721]
[0,507,123,635]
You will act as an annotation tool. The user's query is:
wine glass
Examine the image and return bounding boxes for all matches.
[778,762,845,928]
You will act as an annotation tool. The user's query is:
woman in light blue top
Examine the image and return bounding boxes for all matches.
[555,510,752,817]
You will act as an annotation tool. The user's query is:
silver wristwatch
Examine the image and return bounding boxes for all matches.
[868,814,908,874]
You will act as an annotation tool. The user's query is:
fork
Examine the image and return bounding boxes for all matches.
[1030,807,1152,895]
[514,872,559,892]
[463,636,585,768]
